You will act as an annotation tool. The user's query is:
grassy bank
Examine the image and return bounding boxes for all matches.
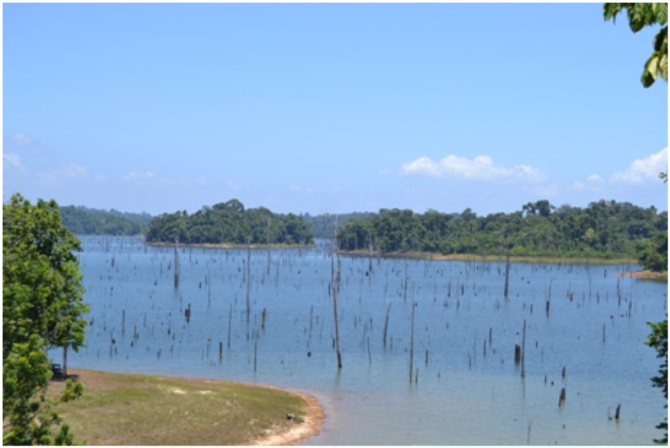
[339,250,632,265]
[46,369,323,446]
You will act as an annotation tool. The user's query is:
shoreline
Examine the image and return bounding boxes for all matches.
[144,242,317,250]
[338,250,632,265]
[616,270,668,281]
[53,368,325,446]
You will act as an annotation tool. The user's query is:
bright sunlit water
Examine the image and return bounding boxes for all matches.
[62,236,667,445]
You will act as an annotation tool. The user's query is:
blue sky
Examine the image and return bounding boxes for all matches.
[3,3,668,217]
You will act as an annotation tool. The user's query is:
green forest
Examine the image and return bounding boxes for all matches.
[145,199,314,245]
[335,199,668,261]
[301,212,378,238]
[59,205,152,236]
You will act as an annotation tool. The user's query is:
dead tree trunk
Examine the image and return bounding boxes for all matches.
[332,216,343,369]
[504,252,510,298]
[521,319,526,378]
[410,301,416,383]
[246,240,251,323]
[227,304,232,349]
[403,259,409,302]
[267,218,271,275]
[368,229,374,273]
[383,303,392,347]
[174,235,180,288]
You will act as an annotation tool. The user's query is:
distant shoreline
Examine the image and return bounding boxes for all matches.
[338,249,633,265]
[616,270,668,281]
[144,241,317,250]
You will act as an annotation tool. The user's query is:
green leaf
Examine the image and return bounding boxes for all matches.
[655,3,668,26]
[648,53,660,78]
[653,26,668,52]
[604,3,623,22]
[660,53,668,81]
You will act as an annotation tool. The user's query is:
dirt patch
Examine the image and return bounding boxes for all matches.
[252,391,324,446]
[617,270,668,281]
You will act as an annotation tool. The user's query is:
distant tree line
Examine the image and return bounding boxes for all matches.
[301,212,379,239]
[59,205,152,236]
[145,199,314,245]
[336,199,668,260]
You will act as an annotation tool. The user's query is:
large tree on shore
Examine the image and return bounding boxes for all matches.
[3,193,87,445]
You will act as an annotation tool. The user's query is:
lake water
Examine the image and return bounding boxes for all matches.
[62,236,667,445]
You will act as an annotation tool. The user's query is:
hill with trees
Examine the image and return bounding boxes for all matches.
[59,205,152,236]
[145,199,314,246]
[336,199,667,259]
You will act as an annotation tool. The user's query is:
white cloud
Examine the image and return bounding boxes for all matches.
[38,163,88,185]
[11,133,35,146]
[573,181,585,190]
[123,171,155,181]
[377,168,391,175]
[610,148,668,183]
[587,174,603,182]
[289,184,313,194]
[226,179,242,190]
[95,174,107,184]
[65,164,88,178]
[3,152,21,167]
[400,156,441,177]
[400,154,547,182]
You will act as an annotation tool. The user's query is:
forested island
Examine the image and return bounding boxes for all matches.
[145,199,314,246]
[59,205,152,235]
[57,198,667,267]
[335,199,668,263]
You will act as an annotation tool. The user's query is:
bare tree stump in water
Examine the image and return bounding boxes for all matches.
[515,344,521,363]
[383,303,392,348]
[558,388,566,407]
[615,404,621,420]
[504,253,511,298]
[174,236,180,288]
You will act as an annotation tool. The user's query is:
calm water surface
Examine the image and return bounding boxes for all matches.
[63,236,667,445]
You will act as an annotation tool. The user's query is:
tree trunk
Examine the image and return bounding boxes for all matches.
[246,241,251,323]
[174,236,180,288]
[63,344,69,378]
[332,216,343,369]
[410,300,416,383]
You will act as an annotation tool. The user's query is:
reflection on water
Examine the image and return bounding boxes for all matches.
[64,236,667,445]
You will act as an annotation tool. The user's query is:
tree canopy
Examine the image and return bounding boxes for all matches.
[145,199,314,246]
[58,205,152,236]
[336,199,667,259]
[3,193,87,445]
[604,3,668,87]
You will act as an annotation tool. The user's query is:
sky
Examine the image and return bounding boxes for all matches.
[3,3,668,217]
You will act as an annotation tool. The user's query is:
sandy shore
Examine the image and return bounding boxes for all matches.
[252,390,325,446]
[616,270,668,281]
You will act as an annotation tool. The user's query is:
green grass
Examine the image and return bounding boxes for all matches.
[46,369,307,445]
